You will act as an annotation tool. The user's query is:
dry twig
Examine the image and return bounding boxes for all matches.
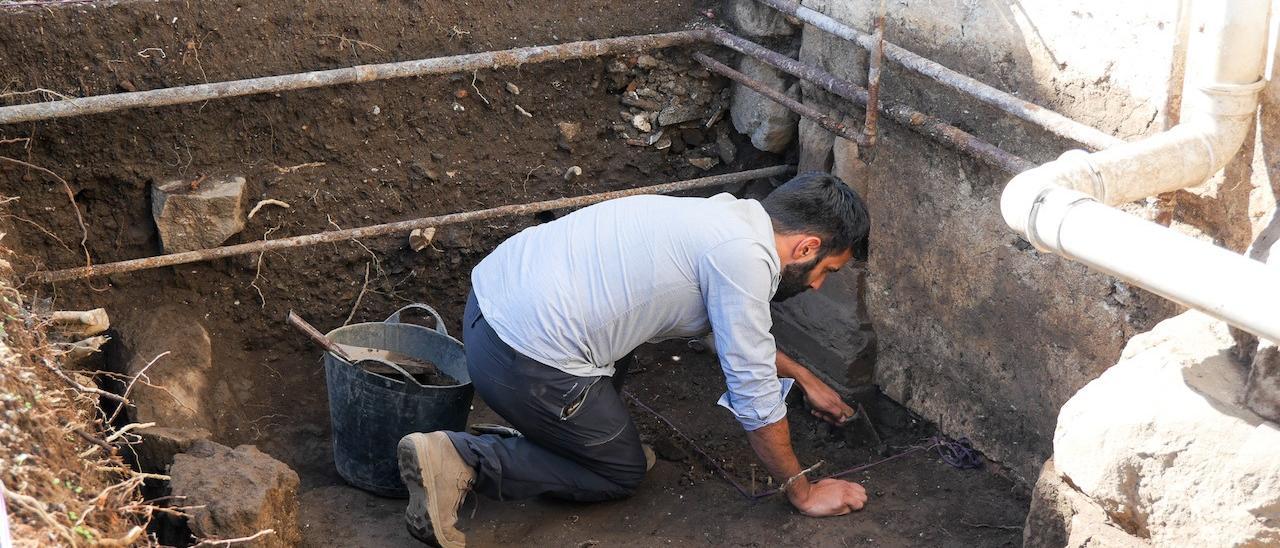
[247,199,291,219]
[470,71,491,106]
[108,351,171,424]
[193,529,276,547]
[344,262,371,326]
[272,161,325,174]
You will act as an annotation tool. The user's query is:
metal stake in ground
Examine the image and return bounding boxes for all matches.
[30,166,793,284]
[862,0,888,152]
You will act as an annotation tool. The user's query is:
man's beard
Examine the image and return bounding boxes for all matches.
[772,257,818,302]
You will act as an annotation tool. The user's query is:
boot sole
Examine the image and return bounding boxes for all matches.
[398,435,440,546]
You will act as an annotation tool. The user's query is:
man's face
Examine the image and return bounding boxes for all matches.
[772,249,855,302]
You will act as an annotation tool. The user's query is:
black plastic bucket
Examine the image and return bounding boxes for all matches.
[324,304,472,498]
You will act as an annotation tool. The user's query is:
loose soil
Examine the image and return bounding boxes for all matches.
[299,340,1028,547]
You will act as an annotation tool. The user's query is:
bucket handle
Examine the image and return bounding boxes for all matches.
[360,358,426,391]
[385,303,448,337]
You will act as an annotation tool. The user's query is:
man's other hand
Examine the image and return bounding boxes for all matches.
[789,478,867,517]
[804,381,855,426]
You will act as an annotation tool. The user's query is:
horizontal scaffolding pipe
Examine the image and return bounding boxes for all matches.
[752,0,1124,152]
[0,31,706,125]
[691,53,867,146]
[707,29,1035,174]
[31,165,794,283]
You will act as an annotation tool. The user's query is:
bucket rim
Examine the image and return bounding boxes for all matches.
[324,321,469,389]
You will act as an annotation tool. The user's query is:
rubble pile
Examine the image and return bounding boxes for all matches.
[604,53,738,171]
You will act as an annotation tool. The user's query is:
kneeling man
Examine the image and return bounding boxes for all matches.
[400,172,871,546]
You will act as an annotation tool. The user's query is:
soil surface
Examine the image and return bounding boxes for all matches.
[299,340,1028,547]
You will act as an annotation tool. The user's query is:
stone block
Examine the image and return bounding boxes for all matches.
[730,57,799,153]
[723,0,796,38]
[152,175,247,254]
[832,116,868,194]
[135,425,212,473]
[1055,311,1280,545]
[170,440,302,548]
[771,268,874,388]
[107,304,214,431]
[1024,459,1148,548]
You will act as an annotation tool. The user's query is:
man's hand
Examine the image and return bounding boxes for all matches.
[745,418,871,517]
[788,478,867,517]
[803,381,855,426]
[775,351,855,426]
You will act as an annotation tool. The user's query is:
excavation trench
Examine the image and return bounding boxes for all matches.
[0,0,1029,545]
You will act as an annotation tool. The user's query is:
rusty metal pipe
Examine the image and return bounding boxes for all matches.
[863,0,887,149]
[31,166,793,283]
[693,53,867,146]
[0,31,708,125]
[707,30,1035,173]
[751,0,1124,151]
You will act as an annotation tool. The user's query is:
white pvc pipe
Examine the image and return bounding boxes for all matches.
[1001,0,1277,341]
[1010,183,1280,340]
[1009,0,1268,206]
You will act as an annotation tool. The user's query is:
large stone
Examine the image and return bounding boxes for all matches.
[730,57,799,153]
[170,440,301,548]
[107,305,213,431]
[1054,311,1280,545]
[1024,459,1148,548]
[831,115,868,193]
[723,0,796,38]
[152,175,248,253]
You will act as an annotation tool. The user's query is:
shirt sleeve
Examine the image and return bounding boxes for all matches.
[699,239,793,431]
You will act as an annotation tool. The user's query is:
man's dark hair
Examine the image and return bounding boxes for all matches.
[761,172,870,261]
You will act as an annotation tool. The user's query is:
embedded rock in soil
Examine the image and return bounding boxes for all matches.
[730,57,799,153]
[687,157,719,171]
[724,0,796,37]
[169,440,301,548]
[657,103,704,127]
[151,175,248,254]
[1023,459,1148,548]
[1054,311,1280,546]
[135,425,212,473]
[556,121,582,150]
[107,305,215,431]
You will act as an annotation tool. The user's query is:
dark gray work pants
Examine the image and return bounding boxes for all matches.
[444,291,647,502]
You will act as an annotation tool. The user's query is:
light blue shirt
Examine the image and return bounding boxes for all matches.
[472,193,793,430]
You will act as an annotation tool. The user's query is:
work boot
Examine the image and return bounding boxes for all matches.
[398,432,475,547]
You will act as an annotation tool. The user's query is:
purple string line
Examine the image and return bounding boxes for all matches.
[623,391,952,501]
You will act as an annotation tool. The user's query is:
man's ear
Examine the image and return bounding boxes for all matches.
[796,236,823,260]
